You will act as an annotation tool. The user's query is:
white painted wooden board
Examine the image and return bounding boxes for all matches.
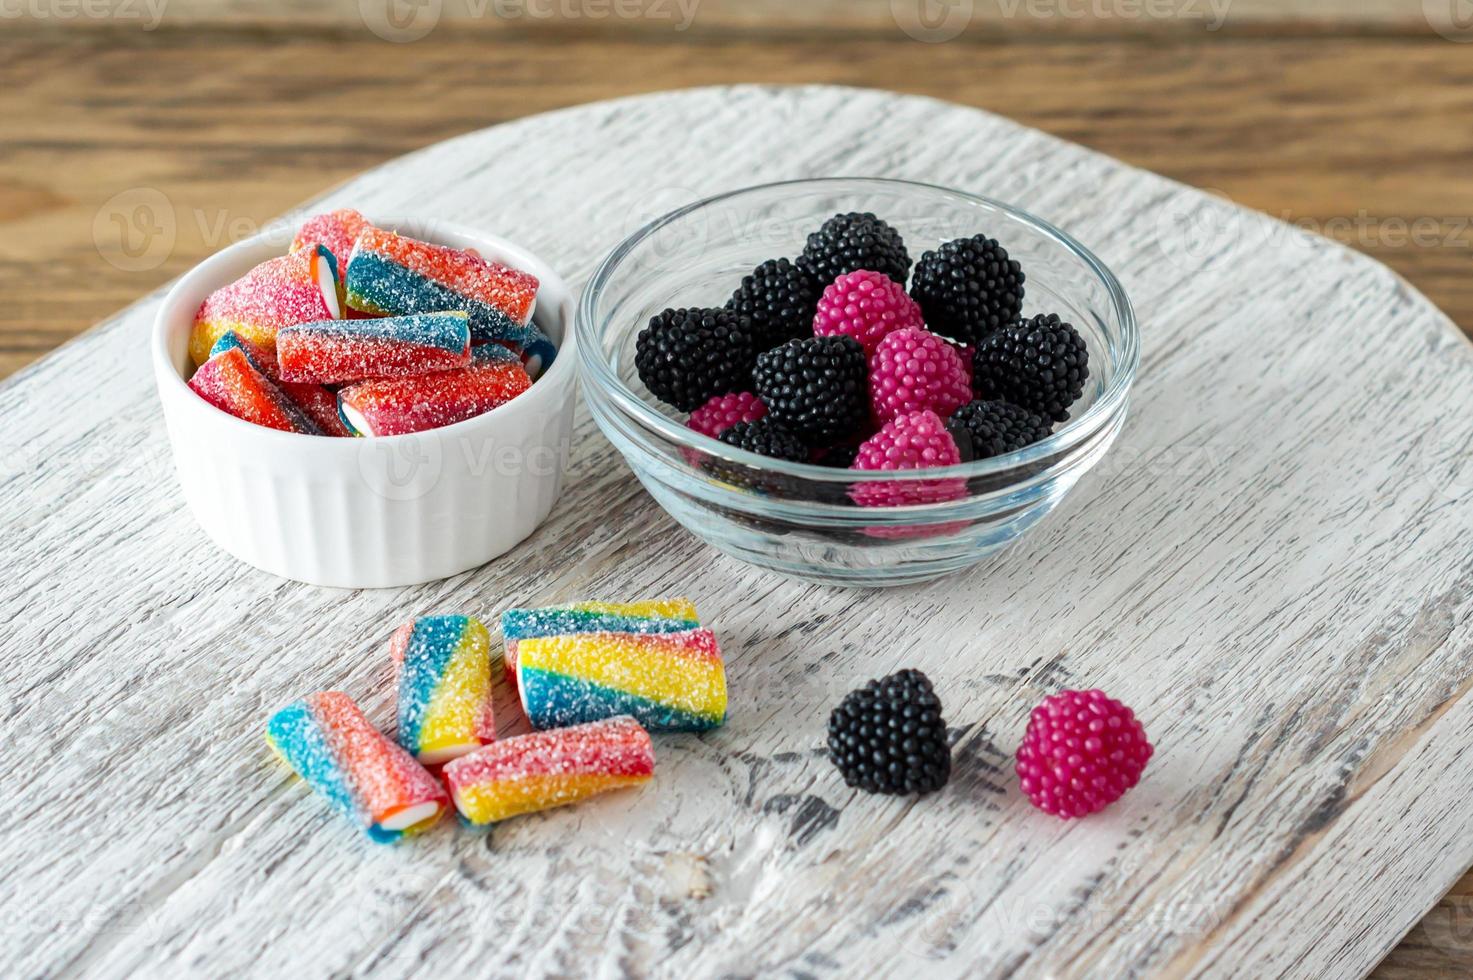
[2,85,1471,979]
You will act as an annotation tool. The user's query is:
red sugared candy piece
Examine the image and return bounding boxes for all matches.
[189,347,321,434]
[869,327,972,423]
[338,357,531,436]
[687,391,767,439]
[291,208,371,272]
[813,269,924,355]
[1016,689,1153,819]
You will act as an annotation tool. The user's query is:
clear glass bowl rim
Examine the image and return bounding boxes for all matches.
[576,176,1140,483]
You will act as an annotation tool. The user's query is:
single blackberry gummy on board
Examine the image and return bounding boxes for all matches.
[635,307,755,412]
[910,234,1026,345]
[827,669,951,795]
[950,399,1053,459]
[717,418,809,463]
[971,313,1089,423]
[797,212,912,287]
[752,335,869,447]
[726,258,821,352]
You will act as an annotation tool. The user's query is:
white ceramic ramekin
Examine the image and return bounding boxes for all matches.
[152,217,577,588]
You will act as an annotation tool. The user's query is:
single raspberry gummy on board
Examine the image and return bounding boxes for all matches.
[1016,689,1153,819]
[718,418,809,462]
[726,258,820,351]
[828,669,951,795]
[910,234,1026,345]
[752,335,869,446]
[687,391,767,439]
[635,307,756,412]
[972,313,1089,423]
[869,327,973,423]
[950,399,1053,459]
[798,212,912,286]
[812,269,925,355]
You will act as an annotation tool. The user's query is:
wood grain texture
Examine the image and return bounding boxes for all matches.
[1,85,1472,978]
[3,27,1472,385]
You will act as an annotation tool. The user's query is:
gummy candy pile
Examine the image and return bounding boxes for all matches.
[266,599,724,841]
[187,209,554,437]
[635,212,1092,499]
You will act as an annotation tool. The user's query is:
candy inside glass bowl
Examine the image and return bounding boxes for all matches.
[576,177,1138,587]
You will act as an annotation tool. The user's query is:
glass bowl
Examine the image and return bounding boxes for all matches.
[576,177,1138,587]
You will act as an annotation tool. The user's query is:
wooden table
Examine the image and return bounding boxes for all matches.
[3,83,1472,979]
[2,6,1471,974]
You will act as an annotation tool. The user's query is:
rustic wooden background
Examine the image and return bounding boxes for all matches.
[3,2,1470,975]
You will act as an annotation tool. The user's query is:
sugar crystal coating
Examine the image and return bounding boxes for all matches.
[500,599,700,692]
[265,691,448,843]
[443,715,654,826]
[277,311,472,384]
[345,227,538,345]
[291,208,371,271]
[517,628,727,733]
[390,615,495,765]
[208,331,353,436]
[190,245,340,367]
[337,356,531,436]
[189,346,322,434]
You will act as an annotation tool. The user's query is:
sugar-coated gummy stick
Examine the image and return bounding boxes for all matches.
[443,715,654,827]
[189,244,341,368]
[291,208,371,272]
[208,331,352,436]
[336,356,531,437]
[265,691,448,843]
[500,599,700,692]
[189,346,323,434]
[389,615,495,765]
[345,227,538,345]
[277,311,472,385]
[517,627,727,733]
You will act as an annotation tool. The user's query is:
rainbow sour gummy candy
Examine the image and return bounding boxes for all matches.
[277,311,472,384]
[189,346,322,434]
[336,355,531,436]
[265,691,448,843]
[443,715,654,827]
[516,627,727,733]
[207,330,352,436]
[389,615,496,765]
[190,244,340,367]
[345,227,538,346]
[499,599,701,691]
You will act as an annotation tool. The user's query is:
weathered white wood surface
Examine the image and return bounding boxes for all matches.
[1,85,1471,980]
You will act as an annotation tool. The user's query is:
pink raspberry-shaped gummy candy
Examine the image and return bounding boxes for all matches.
[849,409,965,510]
[813,270,925,355]
[1016,689,1153,819]
[869,328,972,423]
[687,391,767,439]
